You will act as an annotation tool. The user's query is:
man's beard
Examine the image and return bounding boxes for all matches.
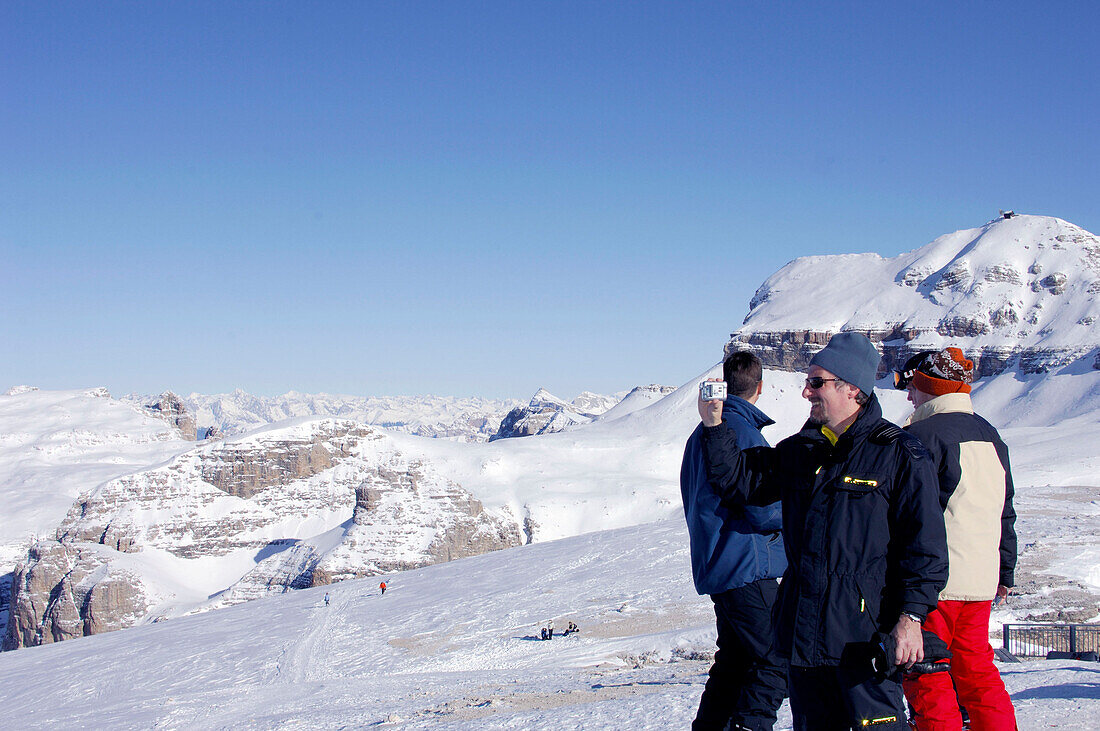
[807,401,827,426]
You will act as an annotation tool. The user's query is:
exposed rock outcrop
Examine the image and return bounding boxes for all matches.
[199,425,373,498]
[145,391,198,440]
[310,458,523,582]
[3,542,153,650]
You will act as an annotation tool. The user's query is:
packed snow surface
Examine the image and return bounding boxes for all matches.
[1,518,1096,729]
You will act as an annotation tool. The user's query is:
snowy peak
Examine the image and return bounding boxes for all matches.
[142,391,198,440]
[732,214,1100,377]
[490,387,625,440]
[528,387,571,411]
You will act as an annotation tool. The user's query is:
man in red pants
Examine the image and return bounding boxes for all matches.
[899,348,1018,730]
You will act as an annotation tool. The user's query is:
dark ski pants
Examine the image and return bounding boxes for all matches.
[693,578,787,731]
[789,661,908,731]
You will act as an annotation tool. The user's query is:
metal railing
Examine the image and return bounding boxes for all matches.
[1002,624,1100,658]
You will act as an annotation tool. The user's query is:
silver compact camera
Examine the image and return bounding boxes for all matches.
[699,381,727,402]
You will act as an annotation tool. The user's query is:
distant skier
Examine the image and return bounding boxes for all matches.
[324,592,330,606]
[380,581,387,596]
[565,621,579,635]
[540,626,549,641]
[547,619,554,640]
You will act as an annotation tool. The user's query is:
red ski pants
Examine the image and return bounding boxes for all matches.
[902,600,1017,731]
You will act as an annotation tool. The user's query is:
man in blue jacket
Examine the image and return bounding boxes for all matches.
[682,350,788,730]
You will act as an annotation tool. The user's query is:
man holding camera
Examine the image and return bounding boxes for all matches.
[699,333,948,730]
[681,351,787,730]
[898,348,1018,730]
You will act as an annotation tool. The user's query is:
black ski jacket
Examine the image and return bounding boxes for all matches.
[701,395,948,668]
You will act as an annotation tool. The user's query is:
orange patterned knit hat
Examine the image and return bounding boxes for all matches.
[912,347,974,395]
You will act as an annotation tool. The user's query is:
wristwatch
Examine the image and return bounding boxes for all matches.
[901,612,925,624]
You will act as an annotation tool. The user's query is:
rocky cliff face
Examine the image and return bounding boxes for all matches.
[0,387,192,649]
[145,391,198,440]
[725,215,1100,378]
[312,460,523,584]
[7,419,522,648]
[4,542,153,650]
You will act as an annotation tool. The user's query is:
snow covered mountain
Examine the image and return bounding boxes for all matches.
[730,213,1100,377]
[489,387,629,440]
[4,418,525,649]
[133,389,527,443]
[1,373,712,649]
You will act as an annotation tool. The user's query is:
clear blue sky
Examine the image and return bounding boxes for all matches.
[3,2,1098,399]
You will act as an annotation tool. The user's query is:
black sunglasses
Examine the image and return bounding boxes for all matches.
[804,376,841,389]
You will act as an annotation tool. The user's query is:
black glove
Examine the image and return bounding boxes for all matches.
[871,629,951,679]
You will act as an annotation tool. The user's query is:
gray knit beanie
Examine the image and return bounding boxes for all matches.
[808,333,881,395]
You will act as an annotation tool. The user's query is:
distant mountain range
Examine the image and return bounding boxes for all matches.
[126,389,528,442]
[125,387,644,444]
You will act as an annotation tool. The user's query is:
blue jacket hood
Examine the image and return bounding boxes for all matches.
[722,395,775,434]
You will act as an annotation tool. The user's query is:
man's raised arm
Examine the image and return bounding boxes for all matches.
[697,388,782,507]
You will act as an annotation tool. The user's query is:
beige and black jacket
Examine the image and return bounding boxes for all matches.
[905,393,1016,601]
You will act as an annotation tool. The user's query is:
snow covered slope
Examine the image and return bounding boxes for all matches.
[0,518,1095,729]
[594,384,678,423]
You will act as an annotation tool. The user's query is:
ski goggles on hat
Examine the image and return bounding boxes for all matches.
[893,350,936,390]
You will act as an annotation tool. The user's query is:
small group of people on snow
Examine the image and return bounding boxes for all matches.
[539,620,579,641]
[682,335,1018,730]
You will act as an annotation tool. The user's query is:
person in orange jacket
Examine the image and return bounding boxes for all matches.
[380,581,387,596]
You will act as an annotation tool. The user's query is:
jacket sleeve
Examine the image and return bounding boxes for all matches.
[734,417,784,533]
[996,439,1018,588]
[700,423,782,508]
[889,445,949,618]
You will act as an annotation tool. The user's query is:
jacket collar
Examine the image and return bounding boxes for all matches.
[798,392,883,446]
[722,395,775,431]
[905,392,974,426]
